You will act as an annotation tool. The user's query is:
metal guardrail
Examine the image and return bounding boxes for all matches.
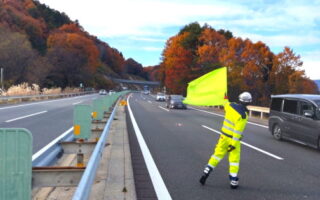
[28,91,127,200]
[0,91,96,102]
[72,101,118,200]
[32,127,74,167]
[213,105,270,119]
[247,106,270,119]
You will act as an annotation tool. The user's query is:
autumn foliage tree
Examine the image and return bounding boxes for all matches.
[160,22,319,106]
[0,0,139,90]
[45,24,100,87]
[0,0,172,92]
[162,32,194,94]
[197,28,227,69]
[144,65,161,81]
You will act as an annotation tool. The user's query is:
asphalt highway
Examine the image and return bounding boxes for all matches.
[128,92,320,200]
[0,94,99,153]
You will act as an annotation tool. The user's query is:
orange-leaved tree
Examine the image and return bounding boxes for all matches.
[162,32,193,95]
[46,24,100,87]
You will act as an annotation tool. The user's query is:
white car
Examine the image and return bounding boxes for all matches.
[99,89,107,95]
[109,90,115,95]
[156,93,166,101]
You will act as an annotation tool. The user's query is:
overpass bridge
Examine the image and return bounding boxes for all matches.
[111,78,160,87]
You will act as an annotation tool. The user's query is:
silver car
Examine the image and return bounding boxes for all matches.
[269,94,320,149]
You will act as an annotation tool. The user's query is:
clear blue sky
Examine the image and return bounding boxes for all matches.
[40,0,320,79]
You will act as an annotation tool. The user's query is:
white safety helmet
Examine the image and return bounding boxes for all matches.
[239,92,252,103]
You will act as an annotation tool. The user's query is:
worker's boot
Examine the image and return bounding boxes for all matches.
[199,165,213,185]
[229,176,239,189]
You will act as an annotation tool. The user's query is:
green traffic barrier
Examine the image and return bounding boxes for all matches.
[102,96,112,114]
[73,104,92,139]
[0,128,32,200]
[73,91,129,138]
[92,98,104,121]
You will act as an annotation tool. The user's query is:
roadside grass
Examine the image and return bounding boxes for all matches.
[1,83,80,96]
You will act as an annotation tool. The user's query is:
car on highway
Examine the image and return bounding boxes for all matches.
[268,94,320,149]
[99,89,107,95]
[143,90,150,95]
[109,90,115,95]
[156,92,166,101]
[166,95,187,109]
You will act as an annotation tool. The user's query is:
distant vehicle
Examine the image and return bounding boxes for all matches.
[109,90,115,95]
[99,89,107,95]
[167,95,187,109]
[268,94,320,149]
[143,85,150,95]
[156,93,166,101]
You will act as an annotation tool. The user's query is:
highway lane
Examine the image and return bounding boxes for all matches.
[0,94,99,152]
[129,92,320,200]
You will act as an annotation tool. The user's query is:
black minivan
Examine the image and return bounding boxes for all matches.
[269,94,320,149]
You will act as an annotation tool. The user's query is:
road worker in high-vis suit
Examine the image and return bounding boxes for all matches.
[199,92,252,189]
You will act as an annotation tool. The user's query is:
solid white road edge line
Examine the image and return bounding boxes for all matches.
[128,94,172,200]
[5,110,48,123]
[158,106,170,112]
[190,107,269,129]
[202,125,284,160]
[32,127,73,161]
[0,94,95,110]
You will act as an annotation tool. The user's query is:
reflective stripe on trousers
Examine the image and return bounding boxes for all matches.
[208,135,241,176]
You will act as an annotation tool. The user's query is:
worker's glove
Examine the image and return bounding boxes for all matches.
[227,145,236,152]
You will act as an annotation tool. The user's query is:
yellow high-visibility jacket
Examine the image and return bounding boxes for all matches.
[221,102,249,147]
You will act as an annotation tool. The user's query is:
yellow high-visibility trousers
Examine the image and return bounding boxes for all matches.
[207,135,241,177]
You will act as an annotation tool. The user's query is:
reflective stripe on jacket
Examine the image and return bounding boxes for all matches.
[221,102,248,146]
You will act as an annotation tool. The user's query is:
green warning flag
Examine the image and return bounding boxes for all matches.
[183,67,228,106]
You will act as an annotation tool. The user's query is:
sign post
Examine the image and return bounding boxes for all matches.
[1,67,3,91]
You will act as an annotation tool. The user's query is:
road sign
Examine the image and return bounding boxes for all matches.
[74,105,92,139]
[0,128,32,200]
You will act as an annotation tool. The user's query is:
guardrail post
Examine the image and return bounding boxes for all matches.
[77,151,84,168]
[0,128,32,200]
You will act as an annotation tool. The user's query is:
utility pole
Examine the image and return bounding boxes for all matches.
[0,67,3,91]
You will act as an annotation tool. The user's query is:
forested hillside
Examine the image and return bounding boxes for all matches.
[156,22,318,106]
[0,0,146,90]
